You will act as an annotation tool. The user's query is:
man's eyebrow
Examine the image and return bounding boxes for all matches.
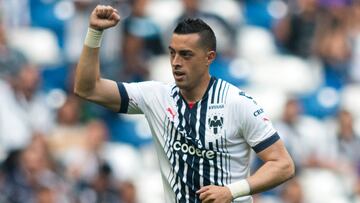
[168,46,193,52]
[179,50,193,55]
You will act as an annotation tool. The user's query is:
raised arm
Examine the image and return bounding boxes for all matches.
[74,5,121,112]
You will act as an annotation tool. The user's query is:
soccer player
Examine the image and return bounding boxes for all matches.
[74,5,295,203]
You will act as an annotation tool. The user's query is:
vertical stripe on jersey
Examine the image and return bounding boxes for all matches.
[221,83,229,103]
[210,79,227,187]
[223,84,232,184]
[214,140,222,186]
[177,101,187,202]
[210,79,219,104]
[200,93,210,188]
[216,80,224,103]
[223,130,231,184]
[208,142,218,186]
[168,77,217,203]
[220,137,227,185]
[187,103,199,202]
[166,121,177,187]
[174,86,198,202]
[166,121,177,193]
[204,77,219,188]
[168,89,184,201]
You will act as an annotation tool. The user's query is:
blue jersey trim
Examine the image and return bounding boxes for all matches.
[117,82,129,113]
[252,132,280,153]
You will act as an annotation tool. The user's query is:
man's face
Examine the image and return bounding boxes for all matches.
[169,33,213,91]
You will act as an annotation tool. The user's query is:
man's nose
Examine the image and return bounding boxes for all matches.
[171,54,182,67]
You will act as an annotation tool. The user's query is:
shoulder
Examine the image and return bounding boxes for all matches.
[123,80,172,97]
[124,80,169,89]
[146,80,172,91]
[222,82,254,106]
[221,82,263,120]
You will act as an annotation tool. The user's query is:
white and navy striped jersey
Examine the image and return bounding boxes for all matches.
[117,77,279,203]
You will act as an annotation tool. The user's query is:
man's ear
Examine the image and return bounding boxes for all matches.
[206,51,216,66]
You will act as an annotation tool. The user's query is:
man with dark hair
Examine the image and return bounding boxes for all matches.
[173,18,217,52]
[74,5,294,203]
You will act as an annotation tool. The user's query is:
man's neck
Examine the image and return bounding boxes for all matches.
[180,74,211,103]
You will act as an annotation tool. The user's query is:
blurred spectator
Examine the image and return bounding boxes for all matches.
[0,27,55,153]
[275,98,344,171]
[336,109,360,165]
[333,109,360,193]
[274,98,305,170]
[50,118,137,203]
[313,2,352,88]
[56,94,82,126]
[121,0,164,82]
[274,0,318,57]
[350,1,360,82]
[76,162,124,203]
[1,19,55,149]
[63,120,108,182]
[0,19,27,78]
[47,94,86,163]
[0,134,70,203]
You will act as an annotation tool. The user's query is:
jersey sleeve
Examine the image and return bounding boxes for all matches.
[117,81,159,114]
[237,92,279,153]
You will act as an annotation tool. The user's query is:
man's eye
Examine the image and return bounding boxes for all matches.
[182,53,192,58]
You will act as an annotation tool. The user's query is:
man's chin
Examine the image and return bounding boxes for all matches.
[175,80,187,89]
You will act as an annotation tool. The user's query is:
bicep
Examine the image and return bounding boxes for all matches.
[86,78,121,112]
[256,140,292,163]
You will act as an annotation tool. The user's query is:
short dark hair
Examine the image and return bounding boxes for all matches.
[173,18,216,52]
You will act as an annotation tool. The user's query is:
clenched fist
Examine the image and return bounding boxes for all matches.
[89,5,120,31]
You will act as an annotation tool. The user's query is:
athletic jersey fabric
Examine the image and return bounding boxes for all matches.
[117,76,279,203]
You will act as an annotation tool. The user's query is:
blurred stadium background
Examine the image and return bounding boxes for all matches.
[1,0,360,202]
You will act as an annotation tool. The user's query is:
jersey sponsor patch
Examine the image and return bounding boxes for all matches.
[173,140,216,160]
[253,108,264,117]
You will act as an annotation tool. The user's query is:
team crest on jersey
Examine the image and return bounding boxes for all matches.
[208,114,224,135]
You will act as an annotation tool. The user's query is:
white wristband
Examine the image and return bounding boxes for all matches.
[225,179,251,199]
[84,27,103,48]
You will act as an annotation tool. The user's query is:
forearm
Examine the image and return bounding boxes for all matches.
[226,140,295,200]
[74,45,101,98]
[247,158,295,194]
[74,4,120,98]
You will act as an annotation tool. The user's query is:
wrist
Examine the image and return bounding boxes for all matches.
[225,179,251,199]
[84,27,103,48]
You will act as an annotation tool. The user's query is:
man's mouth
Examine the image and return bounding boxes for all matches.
[174,71,185,80]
